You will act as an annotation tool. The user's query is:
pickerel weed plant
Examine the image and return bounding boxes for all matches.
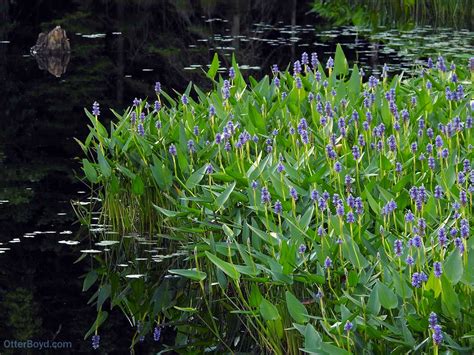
[77,46,473,354]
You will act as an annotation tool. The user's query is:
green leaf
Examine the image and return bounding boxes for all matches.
[285,291,309,324]
[82,271,98,292]
[444,250,463,285]
[259,298,280,321]
[248,224,279,247]
[320,343,351,355]
[205,251,240,280]
[97,149,111,178]
[249,284,263,308]
[441,274,460,318]
[347,64,361,100]
[84,311,108,340]
[169,269,207,281]
[303,323,322,352]
[222,224,234,238]
[82,159,98,183]
[131,175,145,195]
[174,306,198,313]
[207,53,219,81]
[186,165,207,189]
[153,204,180,217]
[377,281,398,309]
[367,284,381,315]
[97,284,111,310]
[248,103,265,133]
[425,272,442,298]
[364,186,380,214]
[151,157,173,190]
[216,181,236,210]
[334,43,348,76]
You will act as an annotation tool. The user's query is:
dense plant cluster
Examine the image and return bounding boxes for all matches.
[78,46,473,353]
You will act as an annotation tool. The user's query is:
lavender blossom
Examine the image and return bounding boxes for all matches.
[274,200,282,214]
[432,325,443,346]
[92,101,100,116]
[261,187,271,204]
[433,261,442,278]
[92,335,100,350]
[394,239,403,257]
[290,187,298,201]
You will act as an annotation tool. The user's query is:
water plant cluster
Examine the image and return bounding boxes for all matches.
[77,46,473,353]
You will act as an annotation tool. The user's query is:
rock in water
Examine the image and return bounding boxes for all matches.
[31,26,71,77]
[31,26,70,53]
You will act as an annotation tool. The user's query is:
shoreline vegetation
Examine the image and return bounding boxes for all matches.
[76,46,473,353]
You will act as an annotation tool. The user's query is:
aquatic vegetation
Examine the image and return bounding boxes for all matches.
[77,47,473,353]
[312,0,473,30]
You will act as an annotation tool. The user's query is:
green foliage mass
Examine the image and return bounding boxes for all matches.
[77,48,473,353]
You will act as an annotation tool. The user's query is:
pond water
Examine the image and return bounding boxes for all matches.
[0,0,472,352]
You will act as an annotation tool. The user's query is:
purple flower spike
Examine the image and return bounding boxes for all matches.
[298,244,306,254]
[92,335,100,350]
[311,52,318,69]
[92,101,100,116]
[324,256,332,269]
[346,211,355,224]
[433,261,442,278]
[261,187,271,205]
[344,321,353,333]
[154,100,161,112]
[277,162,285,173]
[155,82,161,94]
[137,123,145,137]
[293,60,302,75]
[295,77,303,89]
[352,145,361,160]
[169,144,177,157]
[336,203,345,217]
[394,239,403,257]
[411,272,423,288]
[433,185,443,200]
[455,237,464,254]
[432,325,443,346]
[153,326,161,342]
[301,52,308,66]
[229,67,235,80]
[326,57,334,69]
[274,200,282,214]
[428,312,438,328]
[290,187,298,201]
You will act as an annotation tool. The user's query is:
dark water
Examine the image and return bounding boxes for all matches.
[0,0,472,352]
